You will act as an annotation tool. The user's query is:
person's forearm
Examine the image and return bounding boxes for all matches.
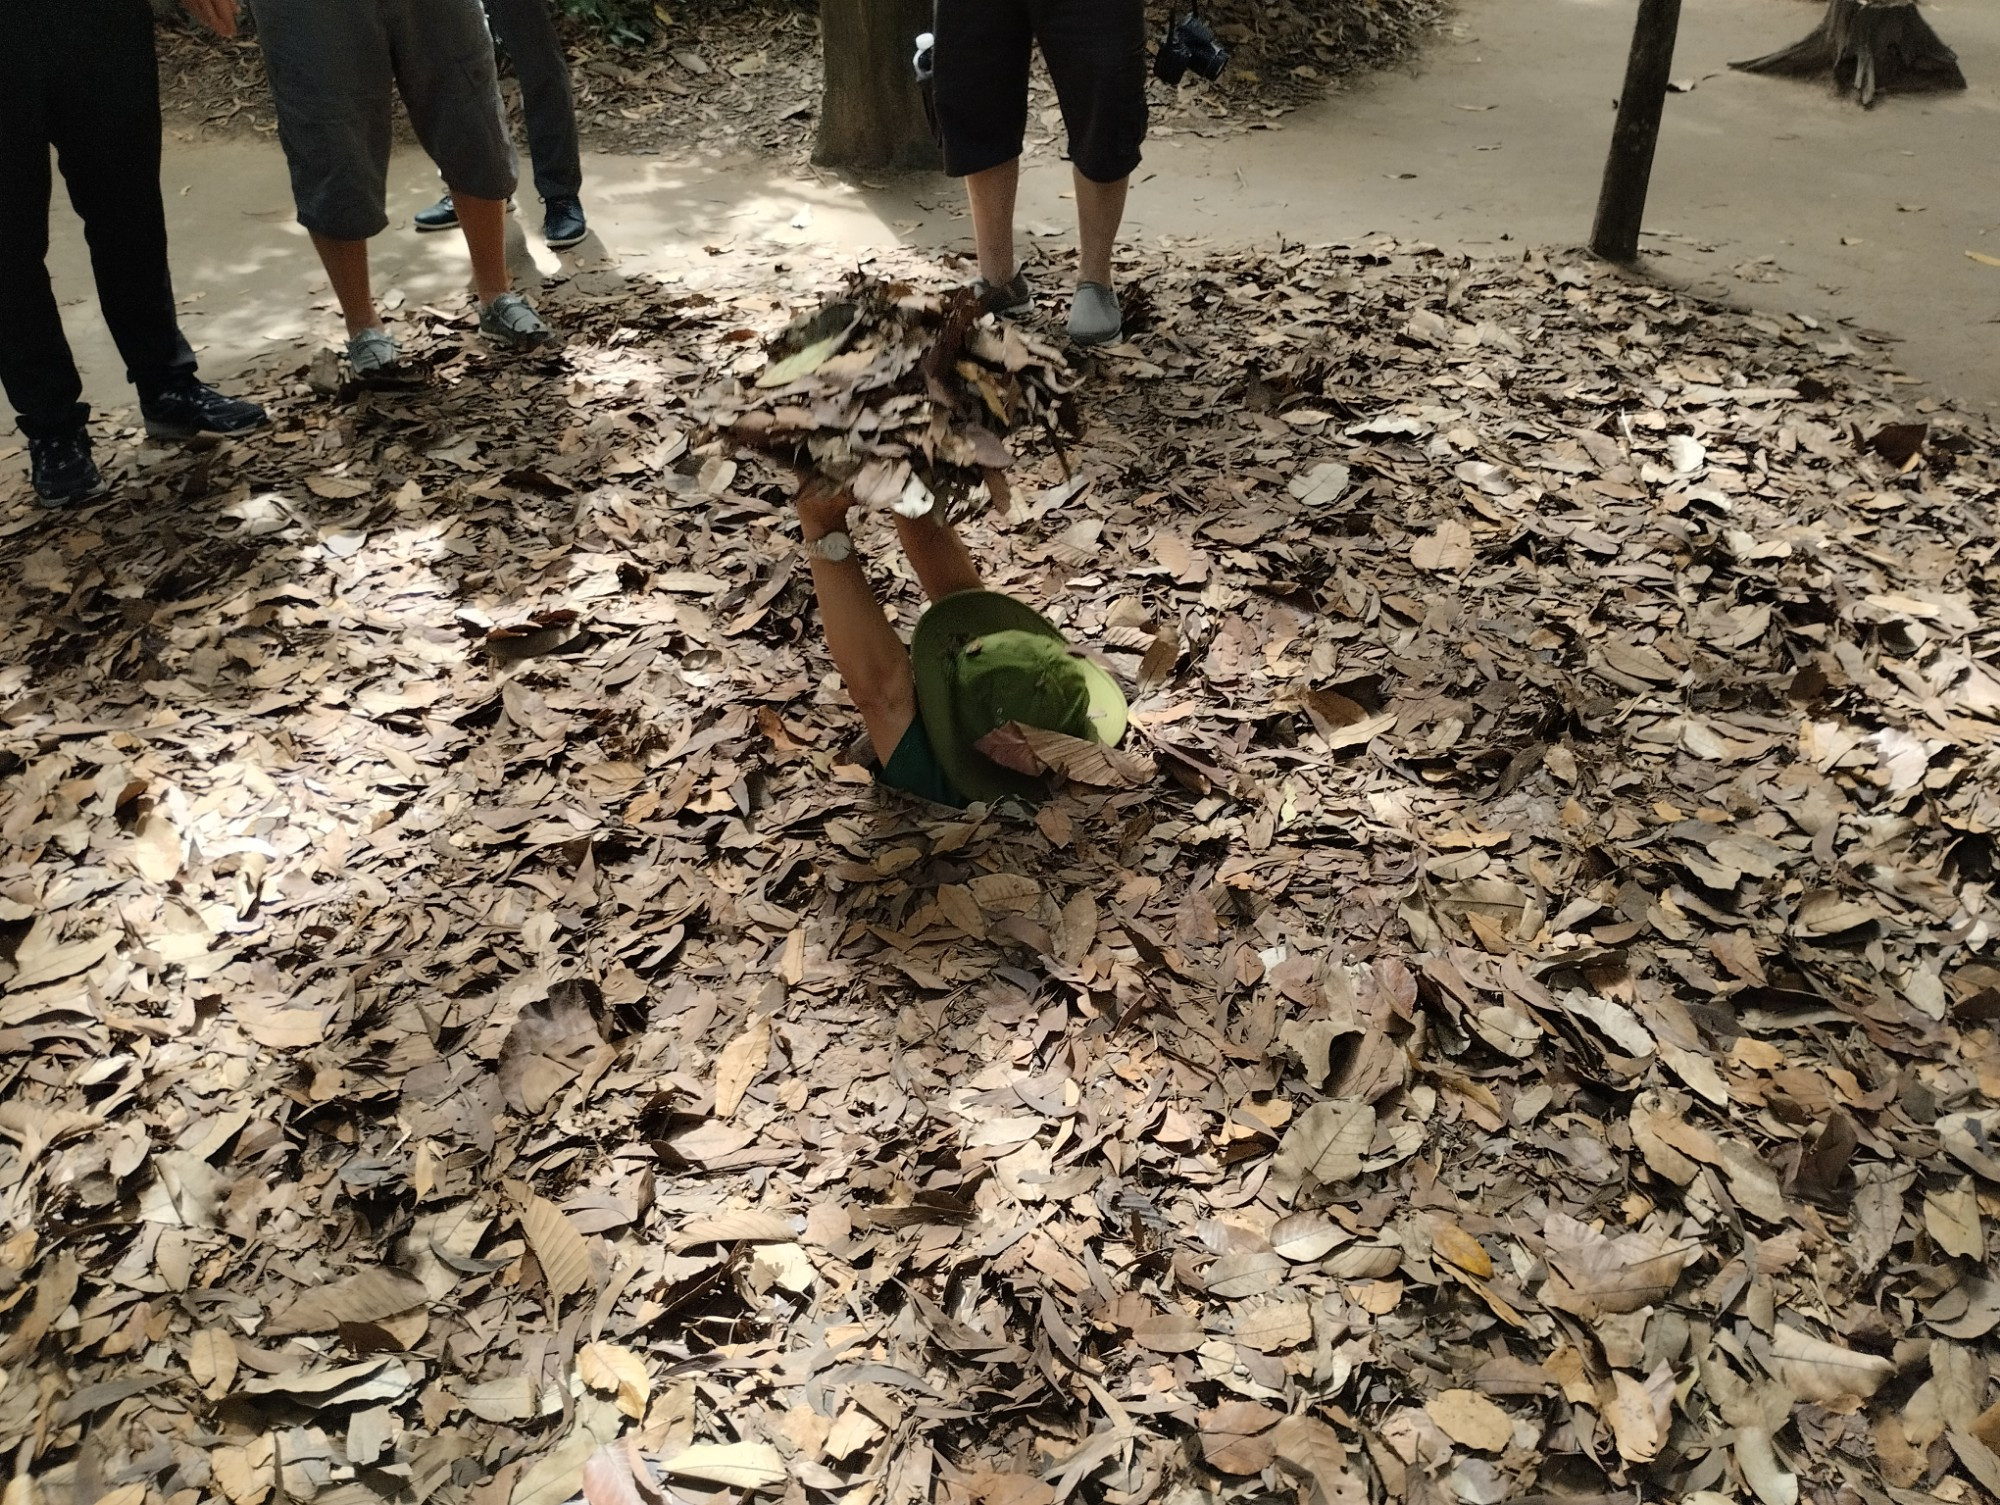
[798,485,918,762]
[893,509,983,603]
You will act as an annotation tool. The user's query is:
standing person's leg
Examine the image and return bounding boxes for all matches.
[965,164,1022,290]
[1073,174,1129,290]
[0,10,84,442]
[933,0,1036,311]
[0,8,104,502]
[386,0,550,347]
[246,0,403,371]
[483,0,587,247]
[48,0,196,408]
[48,0,265,440]
[1036,0,1147,344]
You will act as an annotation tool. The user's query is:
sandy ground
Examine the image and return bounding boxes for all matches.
[8,0,1998,486]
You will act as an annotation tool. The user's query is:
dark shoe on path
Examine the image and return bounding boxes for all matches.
[543,196,588,250]
[976,269,1034,318]
[415,195,460,233]
[141,379,268,440]
[29,425,108,508]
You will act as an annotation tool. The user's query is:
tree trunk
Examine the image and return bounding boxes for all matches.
[814,0,941,172]
[1732,0,1965,106]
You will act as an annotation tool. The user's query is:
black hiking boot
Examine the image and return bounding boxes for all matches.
[414,195,460,233]
[140,379,268,440]
[29,424,108,507]
[543,196,588,250]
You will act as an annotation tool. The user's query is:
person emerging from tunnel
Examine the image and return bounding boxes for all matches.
[930,0,1148,347]
[238,0,553,377]
[794,474,1129,807]
[2,0,267,507]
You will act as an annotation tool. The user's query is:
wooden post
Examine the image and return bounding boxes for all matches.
[1590,0,1685,263]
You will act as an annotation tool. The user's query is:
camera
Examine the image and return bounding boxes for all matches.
[1155,11,1229,86]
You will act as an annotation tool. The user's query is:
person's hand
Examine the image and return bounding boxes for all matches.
[793,471,852,537]
[183,0,240,39]
[981,467,1013,513]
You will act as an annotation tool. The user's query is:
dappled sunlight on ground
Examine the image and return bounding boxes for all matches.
[7,224,2000,1502]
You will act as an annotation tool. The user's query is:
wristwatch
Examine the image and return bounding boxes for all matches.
[806,531,853,563]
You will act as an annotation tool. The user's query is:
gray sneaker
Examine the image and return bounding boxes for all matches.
[346,327,399,377]
[1068,282,1123,346]
[479,292,552,350]
[976,270,1033,319]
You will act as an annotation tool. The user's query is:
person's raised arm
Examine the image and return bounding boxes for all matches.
[891,471,998,604]
[796,478,920,765]
[182,0,240,38]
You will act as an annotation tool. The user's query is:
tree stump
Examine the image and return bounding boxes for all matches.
[813,0,941,172]
[1732,0,1965,106]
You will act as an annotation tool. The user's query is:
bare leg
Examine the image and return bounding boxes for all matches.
[451,193,513,305]
[309,234,381,336]
[965,159,1021,285]
[797,480,919,764]
[1074,169,1128,288]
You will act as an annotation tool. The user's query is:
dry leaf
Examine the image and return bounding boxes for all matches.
[1269,1098,1376,1200]
[1411,520,1474,572]
[1425,1389,1512,1452]
[1541,1214,1692,1319]
[713,1016,772,1119]
[1925,1178,1984,1260]
[1767,1324,1894,1406]
[659,1441,787,1490]
[1735,1426,1799,1505]
[1604,1364,1675,1462]
[578,1341,652,1419]
[1272,1413,1363,1505]
[1200,1401,1282,1474]
[266,1267,430,1336]
[516,1187,593,1309]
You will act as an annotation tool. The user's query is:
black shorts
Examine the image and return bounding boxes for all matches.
[933,0,1148,184]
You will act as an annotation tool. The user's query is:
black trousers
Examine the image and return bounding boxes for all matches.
[0,0,198,440]
[485,0,582,202]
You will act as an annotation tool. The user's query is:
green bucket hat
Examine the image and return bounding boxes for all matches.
[910,591,1130,804]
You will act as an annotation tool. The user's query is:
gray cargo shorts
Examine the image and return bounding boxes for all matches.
[247,0,518,241]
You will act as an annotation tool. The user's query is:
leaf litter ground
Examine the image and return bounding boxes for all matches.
[5,233,2000,1505]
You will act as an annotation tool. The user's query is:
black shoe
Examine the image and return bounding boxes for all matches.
[141,379,268,440]
[414,195,459,233]
[29,426,108,508]
[542,196,588,250]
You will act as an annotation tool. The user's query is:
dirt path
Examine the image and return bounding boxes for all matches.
[7,0,1997,485]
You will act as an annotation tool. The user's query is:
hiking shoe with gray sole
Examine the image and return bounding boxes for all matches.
[976,269,1034,319]
[480,292,553,350]
[346,328,400,378]
[1068,282,1123,346]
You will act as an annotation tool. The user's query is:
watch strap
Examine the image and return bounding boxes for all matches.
[806,531,853,562]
